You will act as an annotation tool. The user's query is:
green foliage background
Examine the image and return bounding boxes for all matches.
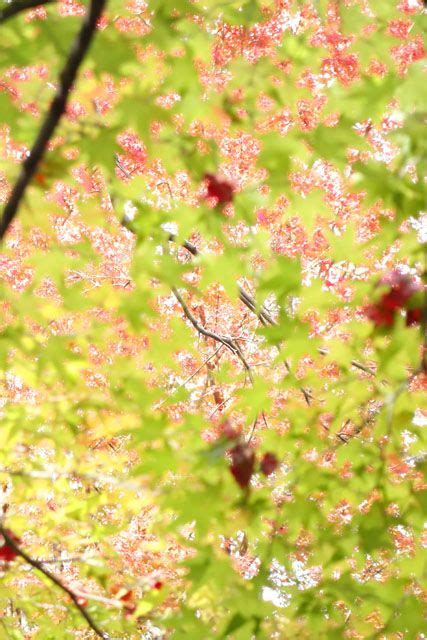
[0,0,425,638]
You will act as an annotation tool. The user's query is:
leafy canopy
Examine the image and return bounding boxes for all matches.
[0,0,425,638]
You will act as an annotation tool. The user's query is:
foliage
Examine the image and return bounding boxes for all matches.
[0,0,426,638]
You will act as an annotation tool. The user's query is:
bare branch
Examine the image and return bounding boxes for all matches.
[0,0,107,240]
[317,347,377,376]
[167,234,277,326]
[350,359,376,376]
[0,0,54,23]
[246,415,259,443]
[121,225,276,328]
[172,286,252,375]
[168,236,380,379]
[0,526,109,639]
[237,285,277,327]
[157,344,224,409]
[284,359,313,406]
[134,226,378,388]
[170,234,199,257]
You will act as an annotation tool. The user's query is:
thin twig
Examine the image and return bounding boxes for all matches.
[0,526,109,639]
[317,347,376,376]
[167,233,276,326]
[157,344,224,408]
[284,359,313,406]
[0,0,54,23]
[36,555,103,566]
[330,369,418,451]
[0,0,107,239]
[209,395,233,418]
[350,360,376,375]
[172,286,252,374]
[237,285,277,327]
[124,224,276,328]
[167,233,198,257]
[246,415,258,443]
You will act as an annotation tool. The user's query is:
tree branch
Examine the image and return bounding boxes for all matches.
[284,359,312,407]
[317,347,376,376]
[0,526,109,639]
[171,233,378,378]
[0,0,54,23]
[157,344,224,409]
[0,0,107,240]
[172,286,252,375]
[136,230,377,385]
[237,284,277,327]
[167,234,277,326]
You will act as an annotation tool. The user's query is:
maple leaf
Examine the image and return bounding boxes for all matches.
[0,0,425,636]
[260,452,279,476]
[406,307,422,326]
[365,302,394,327]
[229,443,256,488]
[380,270,420,306]
[203,173,234,206]
[365,270,421,327]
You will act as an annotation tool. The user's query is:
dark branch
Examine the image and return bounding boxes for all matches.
[350,359,376,376]
[317,347,376,376]
[0,0,54,23]
[237,285,276,327]
[143,231,376,394]
[0,526,109,639]
[171,232,376,379]
[122,225,276,328]
[172,286,252,375]
[284,359,312,406]
[167,233,277,326]
[167,234,199,257]
[0,0,107,240]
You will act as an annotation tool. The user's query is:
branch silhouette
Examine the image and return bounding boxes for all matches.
[0,526,109,639]
[0,0,54,23]
[172,286,252,376]
[167,233,277,327]
[0,0,107,239]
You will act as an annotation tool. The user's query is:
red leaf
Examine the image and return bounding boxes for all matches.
[229,443,255,488]
[365,270,421,327]
[76,597,88,607]
[0,544,18,562]
[260,452,279,476]
[364,301,395,327]
[381,270,420,304]
[123,603,136,617]
[0,529,21,563]
[119,589,136,615]
[220,419,239,440]
[381,290,407,311]
[204,173,234,206]
[406,307,422,327]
